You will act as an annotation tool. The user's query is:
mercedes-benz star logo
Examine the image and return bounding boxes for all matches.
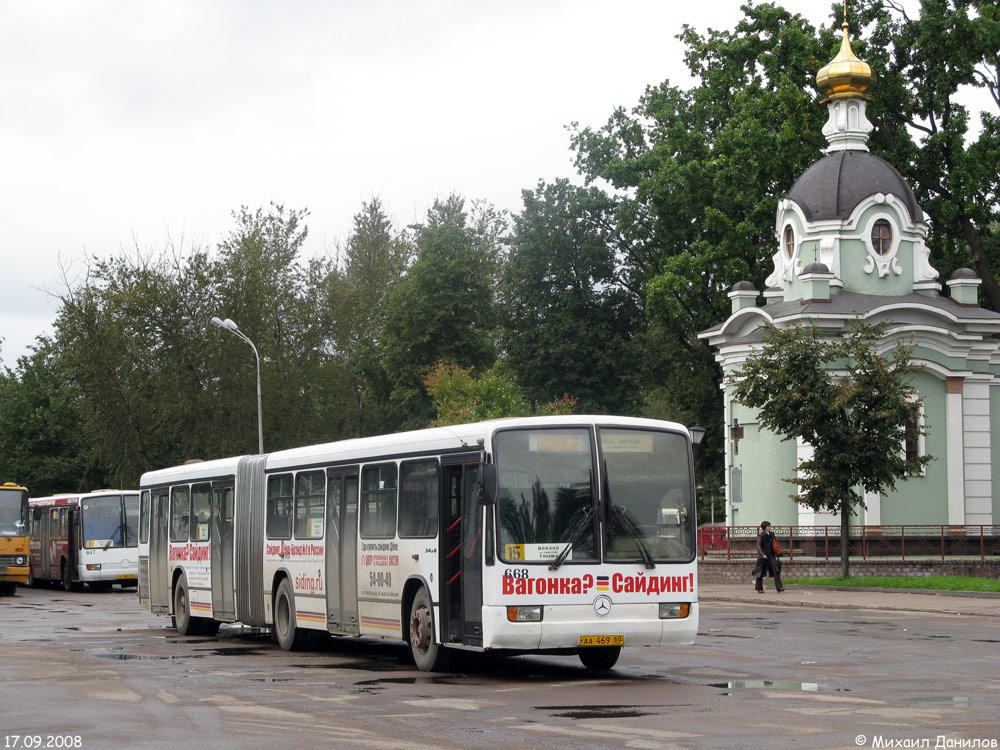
[593,595,612,616]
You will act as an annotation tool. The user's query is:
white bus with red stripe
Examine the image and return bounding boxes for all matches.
[138,416,698,670]
[28,491,140,591]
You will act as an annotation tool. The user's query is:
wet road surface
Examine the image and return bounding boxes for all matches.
[1,585,998,749]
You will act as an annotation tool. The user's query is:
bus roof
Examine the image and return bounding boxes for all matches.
[29,490,138,507]
[140,415,689,486]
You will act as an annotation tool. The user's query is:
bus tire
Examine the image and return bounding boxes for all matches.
[578,645,621,671]
[408,587,452,672]
[173,579,197,636]
[61,562,81,592]
[273,578,306,651]
[0,582,15,596]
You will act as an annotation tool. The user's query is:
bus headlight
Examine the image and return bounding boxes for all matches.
[86,564,102,571]
[14,556,25,566]
[659,602,691,619]
[506,605,543,622]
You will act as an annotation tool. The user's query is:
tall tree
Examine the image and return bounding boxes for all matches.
[504,179,640,413]
[380,195,504,429]
[732,323,931,578]
[0,338,104,494]
[326,197,413,436]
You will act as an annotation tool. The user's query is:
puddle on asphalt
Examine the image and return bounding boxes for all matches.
[294,661,403,672]
[354,676,460,689]
[91,649,200,661]
[537,704,658,720]
[710,680,847,692]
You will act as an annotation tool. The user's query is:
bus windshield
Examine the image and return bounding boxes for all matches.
[494,426,694,564]
[600,427,694,562]
[0,488,28,536]
[495,427,598,564]
[82,495,126,548]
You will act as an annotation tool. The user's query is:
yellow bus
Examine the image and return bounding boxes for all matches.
[0,482,30,595]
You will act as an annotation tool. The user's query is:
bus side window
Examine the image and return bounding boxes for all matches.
[266,474,293,540]
[191,484,212,542]
[360,464,397,539]
[170,486,191,542]
[398,459,438,538]
[294,470,325,539]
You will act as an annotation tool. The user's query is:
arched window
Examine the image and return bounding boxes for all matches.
[783,225,795,259]
[871,219,892,256]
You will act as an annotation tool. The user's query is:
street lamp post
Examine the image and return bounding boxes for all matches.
[210,317,264,455]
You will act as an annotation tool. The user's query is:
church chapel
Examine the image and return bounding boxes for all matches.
[699,20,1000,529]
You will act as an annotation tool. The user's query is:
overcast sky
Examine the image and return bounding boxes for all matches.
[1,0,907,366]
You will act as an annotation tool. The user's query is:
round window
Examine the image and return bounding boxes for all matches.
[783,225,795,259]
[871,219,893,256]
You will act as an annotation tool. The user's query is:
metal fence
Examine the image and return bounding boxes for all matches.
[697,525,1000,561]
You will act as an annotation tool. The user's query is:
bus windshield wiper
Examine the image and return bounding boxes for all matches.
[609,504,656,570]
[549,505,593,571]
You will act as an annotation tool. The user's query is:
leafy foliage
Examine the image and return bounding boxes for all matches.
[732,322,931,575]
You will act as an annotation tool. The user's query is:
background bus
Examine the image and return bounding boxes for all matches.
[139,416,699,671]
[29,491,140,592]
[0,482,30,595]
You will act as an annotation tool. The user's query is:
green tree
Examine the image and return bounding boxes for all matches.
[423,361,528,426]
[731,323,931,578]
[856,0,1000,308]
[326,197,413,436]
[504,179,641,413]
[0,338,104,494]
[380,195,504,429]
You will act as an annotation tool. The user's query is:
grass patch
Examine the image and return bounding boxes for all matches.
[783,575,1000,592]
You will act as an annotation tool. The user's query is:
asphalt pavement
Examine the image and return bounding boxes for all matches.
[700,581,1000,616]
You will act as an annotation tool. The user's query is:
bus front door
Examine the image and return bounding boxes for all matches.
[148,491,170,614]
[211,484,236,621]
[442,461,483,647]
[325,470,359,635]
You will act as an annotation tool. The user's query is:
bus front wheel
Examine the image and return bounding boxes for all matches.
[273,578,306,651]
[579,645,621,671]
[174,579,197,635]
[408,588,452,672]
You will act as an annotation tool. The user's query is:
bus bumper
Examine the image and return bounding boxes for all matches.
[482,601,699,650]
[0,566,30,585]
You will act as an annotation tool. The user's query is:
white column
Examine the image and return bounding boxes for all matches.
[963,378,993,525]
[945,377,966,525]
[864,490,881,525]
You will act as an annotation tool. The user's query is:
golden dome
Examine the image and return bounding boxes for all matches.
[816,22,872,99]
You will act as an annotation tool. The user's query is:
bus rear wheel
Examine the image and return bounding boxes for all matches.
[174,579,197,635]
[0,582,15,596]
[408,588,452,672]
[273,578,306,651]
[579,645,621,671]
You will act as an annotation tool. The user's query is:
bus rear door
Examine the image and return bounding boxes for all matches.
[211,482,236,621]
[325,468,359,634]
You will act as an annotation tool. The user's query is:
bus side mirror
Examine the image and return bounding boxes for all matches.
[32,508,41,521]
[479,464,497,505]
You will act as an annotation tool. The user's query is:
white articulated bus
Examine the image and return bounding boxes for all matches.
[29,491,140,591]
[138,416,699,670]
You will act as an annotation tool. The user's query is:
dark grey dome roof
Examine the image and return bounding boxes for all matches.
[732,280,757,291]
[786,150,922,223]
[950,268,978,280]
[802,262,831,274]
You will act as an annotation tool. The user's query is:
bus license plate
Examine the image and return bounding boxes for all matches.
[579,635,624,647]
[116,574,136,580]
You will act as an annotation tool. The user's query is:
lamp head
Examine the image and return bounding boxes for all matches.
[689,424,707,446]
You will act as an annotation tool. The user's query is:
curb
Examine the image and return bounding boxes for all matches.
[700,592,999,617]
